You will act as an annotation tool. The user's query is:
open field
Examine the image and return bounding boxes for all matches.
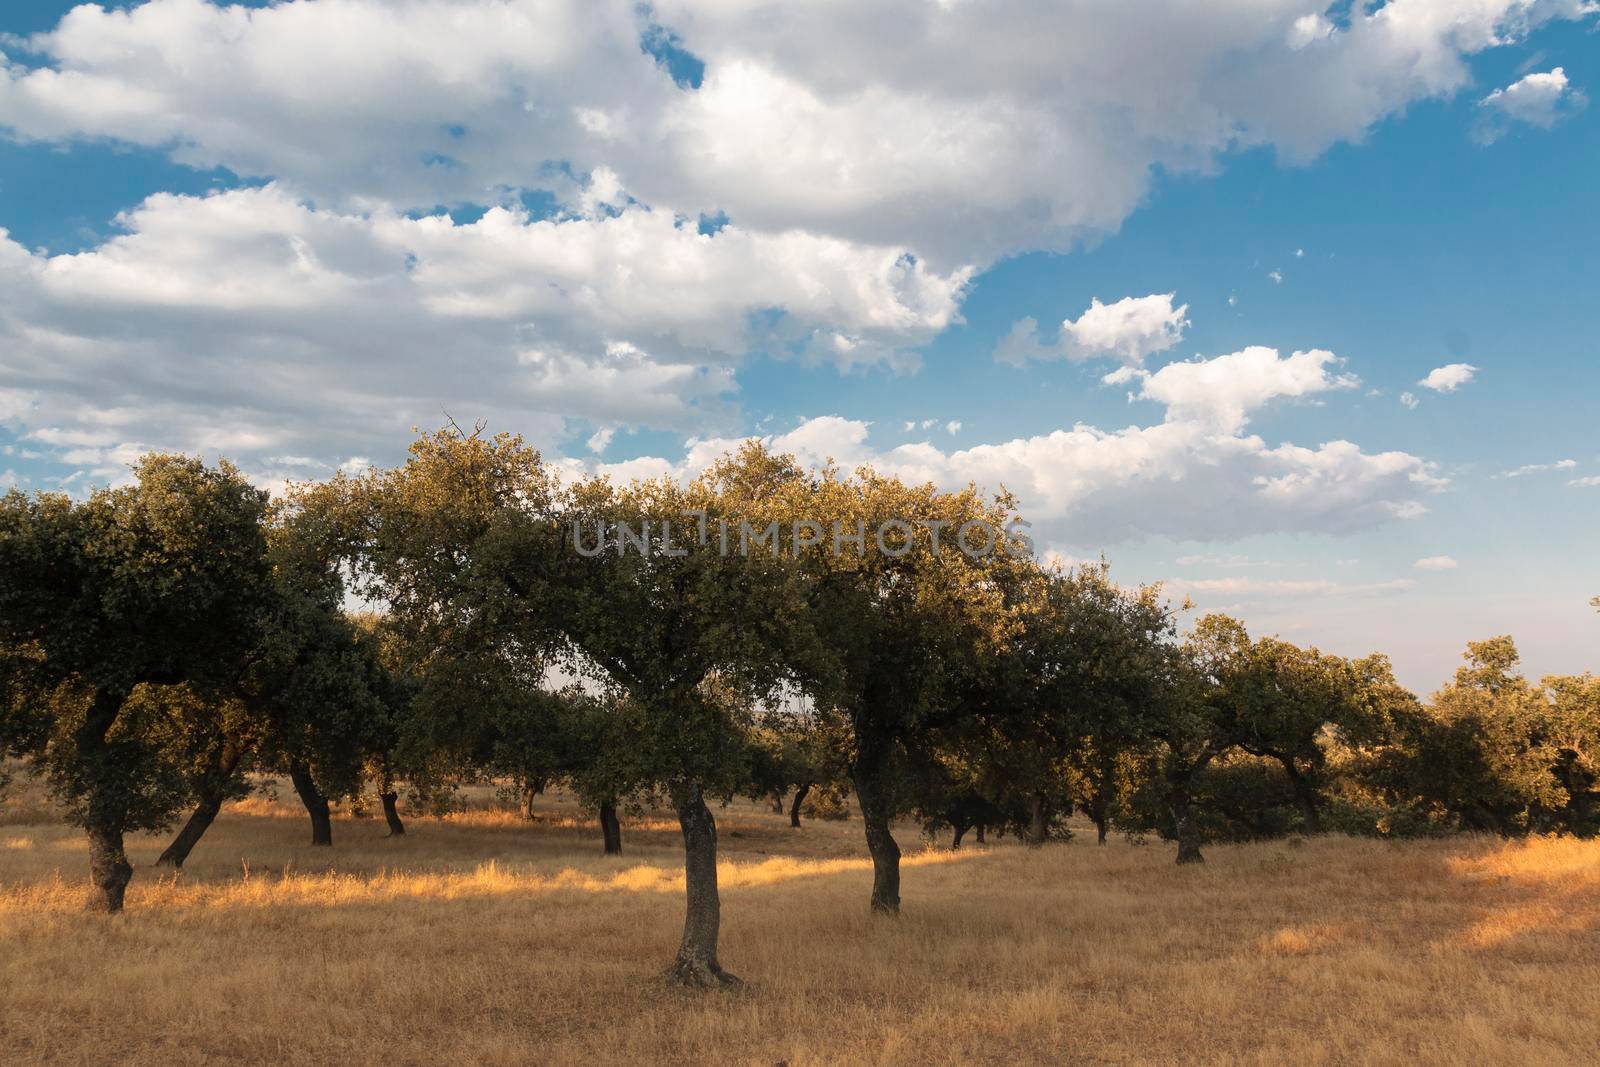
[2,783,1598,1066]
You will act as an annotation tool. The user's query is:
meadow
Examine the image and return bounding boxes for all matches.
[2,781,1597,1067]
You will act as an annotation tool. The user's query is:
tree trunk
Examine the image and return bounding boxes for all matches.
[79,688,133,911]
[381,791,406,837]
[1088,781,1111,846]
[951,822,967,850]
[155,794,223,869]
[1026,792,1047,848]
[599,800,622,855]
[667,782,738,988]
[519,778,543,820]
[789,782,811,828]
[853,766,901,915]
[975,824,986,845]
[86,822,133,913]
[1280,759,1323,834]
[769,789,785,814]
[288,760,333,847]
[1171,791,1204,864]
[156,740,245,868]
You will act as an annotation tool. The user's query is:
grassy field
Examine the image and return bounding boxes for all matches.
[1,780,1597,1066]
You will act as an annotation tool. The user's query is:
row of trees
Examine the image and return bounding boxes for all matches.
[2,429,1596,988]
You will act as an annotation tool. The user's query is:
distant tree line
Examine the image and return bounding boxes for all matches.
[2,428,1596,988]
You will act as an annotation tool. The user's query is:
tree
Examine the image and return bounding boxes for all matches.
[1024,564,1177,847]
[745,700,849,829]
[760,459,1031,914]
[0,456,273,910]
[554,461,807,986]
[1398,638,1576,834]
[149,690,262,867]
[497,687,646,855]
[1541,672,1600,835]
[289,427,567,843]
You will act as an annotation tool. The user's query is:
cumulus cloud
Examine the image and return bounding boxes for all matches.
[1400,391,1421,410]
[593,346,1443,545]
[1419,363,1478,392]
[0,0,1563,509]
[996,293,1189,368]
[1413,555,1459,571]
[1135,347,1358,433]
[1476,67,1588,143]
[2,0,1593,267]
[0,184,966,467]
[1570,476,1600,488]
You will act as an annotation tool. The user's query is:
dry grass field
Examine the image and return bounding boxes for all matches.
[2,777,1598,1067]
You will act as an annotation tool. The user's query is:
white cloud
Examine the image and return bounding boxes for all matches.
[1476,67,1588,143]
[945,420,962,435]
[1413,555,1459,571]
[1419,363,1478,392]
[1136,347,1358,433]
[608,345,1442,545]
[996,293,1189,368]
[585,427,615,454]
[0,184,968,468]
[1570,476,1600,488]
[1498,458,1576,479]
[1175,554,1281,569]
[1268,269,1283,284]
[2,0,1591,268]
[1167,576,1419,600]
[1400,391,1420,410]
[0,0,1566,499]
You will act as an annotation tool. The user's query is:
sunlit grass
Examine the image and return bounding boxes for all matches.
[1,783,1596,1066]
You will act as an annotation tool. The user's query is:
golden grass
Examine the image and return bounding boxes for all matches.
[1,783,1597,1066]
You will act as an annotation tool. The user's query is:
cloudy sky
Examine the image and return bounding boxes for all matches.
[1,0,1597,691]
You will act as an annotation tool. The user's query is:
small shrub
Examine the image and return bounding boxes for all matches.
[802,785,852,821]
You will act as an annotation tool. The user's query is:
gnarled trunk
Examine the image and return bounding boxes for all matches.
[1094,816,1108,846]
[1172,792,1204,864]
[769,789,785,814]
[87,823,133,913]
[853,767,901,915]
[951,821,968,850]
[288,760,333,847]
[667,782,738,988]
[975,824,986,845]
[599,800,622,855]
[156,794,223,869]
[157,739,245,868]
[789,782,811,828]
[1026,792,1047,848]
[80,688,133,911]
[519,778,543,820]
[381,791,406,837]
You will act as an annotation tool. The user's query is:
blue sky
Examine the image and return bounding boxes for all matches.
[1,1,1597,691]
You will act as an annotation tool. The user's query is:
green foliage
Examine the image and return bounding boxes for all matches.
[0,456,275,839]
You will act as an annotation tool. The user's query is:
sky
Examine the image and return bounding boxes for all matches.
[1,0,1597,693]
